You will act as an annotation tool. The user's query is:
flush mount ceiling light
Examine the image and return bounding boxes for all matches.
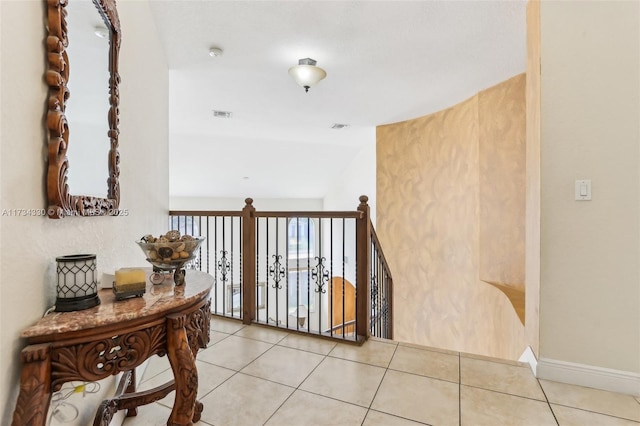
[288,58,327,93]
[209,47,223,57]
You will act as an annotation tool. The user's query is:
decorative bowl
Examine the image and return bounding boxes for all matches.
[136,237,205,284]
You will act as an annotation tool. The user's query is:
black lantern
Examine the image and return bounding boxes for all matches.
[55,254,101,312]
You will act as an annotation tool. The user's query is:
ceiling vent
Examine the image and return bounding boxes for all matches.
[331,123,349,129]
[213,110,232,118]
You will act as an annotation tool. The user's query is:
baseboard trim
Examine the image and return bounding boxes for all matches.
[518,346,538,376]
[537,358,640,396]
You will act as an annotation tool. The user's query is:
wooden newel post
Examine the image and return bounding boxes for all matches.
[356,195,371,341]
[242,198,256,325]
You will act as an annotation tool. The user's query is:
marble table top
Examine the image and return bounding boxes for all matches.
[22,269,213,340]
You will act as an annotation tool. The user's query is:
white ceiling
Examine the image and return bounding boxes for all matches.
[148,0,527,199]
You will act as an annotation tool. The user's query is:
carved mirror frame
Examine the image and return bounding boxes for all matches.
[45,0,121,218]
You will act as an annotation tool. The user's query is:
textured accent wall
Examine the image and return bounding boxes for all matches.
[525,0,541,357]
[377,75,526,360]
[478,74,527,324]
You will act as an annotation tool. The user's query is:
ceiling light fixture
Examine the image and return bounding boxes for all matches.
[209,47,223,57]
[288,58,327,93]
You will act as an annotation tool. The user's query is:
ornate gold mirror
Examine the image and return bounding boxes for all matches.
[45,0,121,218]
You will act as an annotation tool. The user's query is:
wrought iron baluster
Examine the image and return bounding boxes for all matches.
[265,219,270,320]
[217,250,230,283]
[311,256,329,294]
[317,218,323,333]
[306,218,310,331]
[329,218,334,337]
[256,217,260,322]
[269,254,285,289]
[371,273,379,329]
[206,216,210,274]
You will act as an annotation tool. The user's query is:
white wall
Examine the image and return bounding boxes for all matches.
[0,0,169,422]
[323,138,376,225]
[171,196,323,211]
[539,0,640,385]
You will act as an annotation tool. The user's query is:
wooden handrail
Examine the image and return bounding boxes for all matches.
[254,211,363,219]
[170,211,363,219]
[169,210,243,217]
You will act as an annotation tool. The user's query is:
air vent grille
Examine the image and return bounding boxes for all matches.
[213,110,232,118]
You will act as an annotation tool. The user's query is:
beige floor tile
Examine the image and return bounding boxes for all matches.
[235,324,290,344]
[398,341,459,356]
[389,344,459,383]
[211,316,246,334]
[363,410,428,425]
[300,357,386,407]
[366,337,397,350]
[371,370,459,426]
[138,359,235,407]
[265,389,368,426]
[207,330,231,347]
[197,335,273,371]
[460,385,556,426]
[199,373,294,426]
[460,356,546,400]
[141,354,171,382]
[122,402,173,426]
[241,345,325,387]
[277,333,337,355]
[461,351,530,368]
[540,380,640,422]
[552,404,640,426]
[329,339,397,368]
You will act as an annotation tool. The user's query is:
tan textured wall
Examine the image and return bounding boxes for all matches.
[525,0,541,356]
[478,74,526,290]
[377,77,526,360]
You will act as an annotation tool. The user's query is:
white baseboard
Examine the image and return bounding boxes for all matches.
[537,358,640,396]
[518,346,538,376]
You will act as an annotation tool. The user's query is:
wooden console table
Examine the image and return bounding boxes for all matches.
[11,270,213,426]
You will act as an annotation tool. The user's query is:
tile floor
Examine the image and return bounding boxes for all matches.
[123,317,640,426]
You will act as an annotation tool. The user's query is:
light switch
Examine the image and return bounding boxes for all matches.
[575,179,592,201]
[580,182,588,196]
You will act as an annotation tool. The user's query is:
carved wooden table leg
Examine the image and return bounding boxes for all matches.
[193,400,204,423]
[124,369,138,417]
[166,314,198,426]
[11,344,52,426]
